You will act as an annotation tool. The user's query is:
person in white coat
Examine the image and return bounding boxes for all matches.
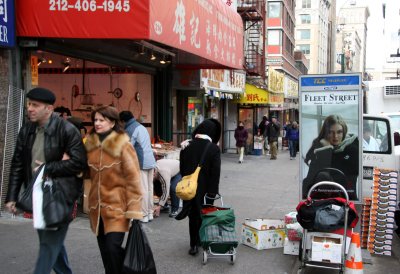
[153,159,181,218]
[363,123,380,151]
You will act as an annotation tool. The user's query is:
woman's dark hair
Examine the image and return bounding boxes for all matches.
[315,114,348,143]
[90,106,124,134]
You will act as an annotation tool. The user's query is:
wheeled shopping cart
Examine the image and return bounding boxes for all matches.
[297,169,359,274]
[199,194,238,265]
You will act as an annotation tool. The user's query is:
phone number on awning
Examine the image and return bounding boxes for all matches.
[49,0,131,12]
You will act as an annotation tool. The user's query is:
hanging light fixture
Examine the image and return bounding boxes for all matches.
[38,57,47,66]
[160,55,166,64]
[62,57,71,73]
[150,51,156,61]
[139,45,146,55]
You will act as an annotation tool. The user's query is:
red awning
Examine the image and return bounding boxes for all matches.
[17,0,243,69]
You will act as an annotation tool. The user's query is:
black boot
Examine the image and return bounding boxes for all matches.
[188,246,198,256]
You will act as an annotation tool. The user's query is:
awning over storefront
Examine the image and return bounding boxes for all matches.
[234,84,268,104]
[17,0,244,70]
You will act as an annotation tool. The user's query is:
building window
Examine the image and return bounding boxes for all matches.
[268,30,282,45]
[268,2,281,18]
[300,14,311,24]
[298,44,310,54]
[297,29,311,40]
[302,0,311,8]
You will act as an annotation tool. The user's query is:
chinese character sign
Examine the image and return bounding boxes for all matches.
[150,0,244,69]
[268,68,284,93]
[299,74,362,201]
[0,0,15,47]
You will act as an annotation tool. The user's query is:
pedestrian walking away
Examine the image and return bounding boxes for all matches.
[120,110,157,223]
[5,87,87,274]
[266,116,281,160]
[85,106,143,274]
[175,118,222,256]
[258,115,269,154]
[234,121,248,163]
[287,121,299,160]
[153,158,182,218]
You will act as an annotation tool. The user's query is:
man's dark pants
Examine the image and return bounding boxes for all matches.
[35,224,72,274]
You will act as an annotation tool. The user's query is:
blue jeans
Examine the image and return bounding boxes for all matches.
[170,173,182,211]
[289,140,298,158]
[35,224,72,274]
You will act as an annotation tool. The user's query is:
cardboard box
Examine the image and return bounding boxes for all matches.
[311,236,342,264]
[305,232,351,254]
[283,237,300,255]
[241,219,286,250]
[83,179,91,214]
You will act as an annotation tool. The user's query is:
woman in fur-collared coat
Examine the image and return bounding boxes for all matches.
[85,106,143,274]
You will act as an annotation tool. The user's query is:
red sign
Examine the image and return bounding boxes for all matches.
[17,0,150,39]
[17,0,243,69]
[149,0,243,69]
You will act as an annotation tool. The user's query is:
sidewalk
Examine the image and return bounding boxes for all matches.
[0,150,399,274]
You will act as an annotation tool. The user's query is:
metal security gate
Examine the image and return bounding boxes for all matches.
[0,86,25,211]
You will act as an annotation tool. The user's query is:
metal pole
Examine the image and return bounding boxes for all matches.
[341,30,345,73]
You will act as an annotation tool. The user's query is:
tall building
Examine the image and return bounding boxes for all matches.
[266,0,302,122]
[335,1,370,74]
[364,0,400,80]
[295,0,335,74]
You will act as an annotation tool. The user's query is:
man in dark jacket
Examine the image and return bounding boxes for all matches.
[176,118,221,256]
[5,87,87,274]
[266,116,281,160]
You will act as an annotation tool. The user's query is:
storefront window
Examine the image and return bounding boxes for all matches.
[187,97,204,133]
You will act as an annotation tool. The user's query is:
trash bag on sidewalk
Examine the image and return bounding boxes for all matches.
[123,220,157,274]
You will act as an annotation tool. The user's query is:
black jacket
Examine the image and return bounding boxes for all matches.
[180,138,221,208]
[303,135,359,200]
[266,121,281,142]
[6,113,88,205]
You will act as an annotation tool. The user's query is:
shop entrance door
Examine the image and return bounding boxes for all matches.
[238,106,256,154]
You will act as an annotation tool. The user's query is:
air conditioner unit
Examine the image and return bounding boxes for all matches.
[383,85,400,98]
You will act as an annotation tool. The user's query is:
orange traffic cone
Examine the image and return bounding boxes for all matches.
[344,232,364,273]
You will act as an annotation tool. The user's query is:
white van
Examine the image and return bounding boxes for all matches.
[362,114,400,230]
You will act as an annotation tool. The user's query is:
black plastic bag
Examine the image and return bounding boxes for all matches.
[16,165,45,213]
[42,178,71,227]
[296,197,359,231]
[123,220,157,274]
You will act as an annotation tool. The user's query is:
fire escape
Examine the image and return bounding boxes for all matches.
[237,0,266,79]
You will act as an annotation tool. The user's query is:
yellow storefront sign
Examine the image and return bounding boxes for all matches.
[234,84,268,104]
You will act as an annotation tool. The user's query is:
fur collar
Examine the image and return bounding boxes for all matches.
[85,131,130,158]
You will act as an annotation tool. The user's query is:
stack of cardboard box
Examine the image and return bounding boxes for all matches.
[367,168,398,256]
[360,197,371,249]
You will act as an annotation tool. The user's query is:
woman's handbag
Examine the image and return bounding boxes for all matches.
[123,220,157,274]
[42,178,72,227]
[16,164,45,213]
[176,142,211,200]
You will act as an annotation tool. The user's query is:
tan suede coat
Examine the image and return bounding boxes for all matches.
[85,131,143,235]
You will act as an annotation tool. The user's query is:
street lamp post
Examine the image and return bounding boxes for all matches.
[337,22,346,73]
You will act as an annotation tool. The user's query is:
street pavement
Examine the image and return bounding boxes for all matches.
[0,149,399,274]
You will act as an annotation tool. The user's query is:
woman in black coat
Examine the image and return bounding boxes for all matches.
[176,118,221,256]
[303,115,359,200]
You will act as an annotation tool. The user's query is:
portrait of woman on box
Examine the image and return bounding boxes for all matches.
[302,114,359,200]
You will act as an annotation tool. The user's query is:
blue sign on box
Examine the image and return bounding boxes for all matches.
[0,0,15,48]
